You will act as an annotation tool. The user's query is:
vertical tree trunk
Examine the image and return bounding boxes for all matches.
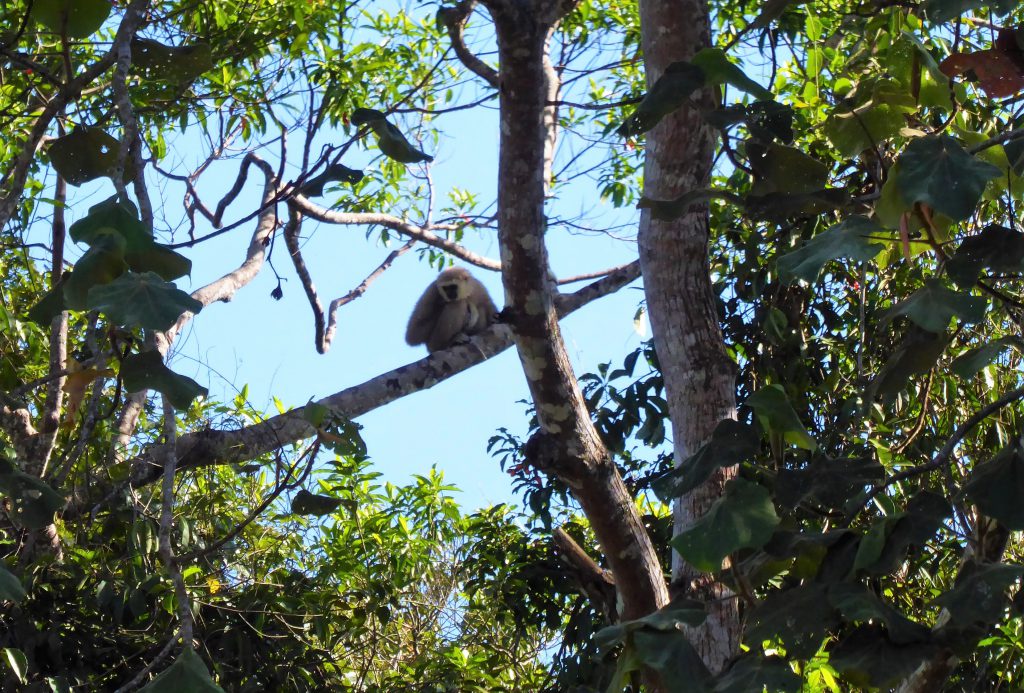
[482,0,669,624]
[637,0,741,673]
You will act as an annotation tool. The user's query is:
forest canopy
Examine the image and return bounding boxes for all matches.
[1,0,1024,690]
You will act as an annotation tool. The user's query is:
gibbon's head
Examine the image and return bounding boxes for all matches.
[435,267,472,303]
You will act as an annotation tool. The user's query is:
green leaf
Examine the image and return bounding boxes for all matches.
[711,654,801,693]
[946,224,1024,287]
[776,457,884,510]
[47,127,134,186]
[933,562,1024,625]
[26,274,69,325]
[747,584,838,658]
[138,648,225,692]
[86,272,202,331]
[964,444,1024,530]
[617,62,706,137]
[131,39,213,83]
[830,625,938,689]
[894,135,1001,221]
[0,565,26,603]
[703,101,794,143]
[882,279,986,333]
[691,49,773,101]
[31,0,110,37]
[120,351,208,409]
[854,492,951,575]
[596,598,708,652]
[63,231,129,310]
[70,198,191,281]
[2,648,27,685]
[924,0,1017,22]
[652,419,759,499]
[824,104,906,158]
[778,216,886,284]
[291,490,343,516]
[0,461,64,529]
[747,142,828,195]
[671,479,780,572]
[951,336,1023,378]
[744,385,817,451]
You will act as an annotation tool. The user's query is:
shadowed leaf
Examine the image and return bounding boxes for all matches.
[894,135,1001,220]
[778,216,886,284]
[86,272,202,331]
[652,419,758,499]
[121,351,208,410]
[881,279,986,333]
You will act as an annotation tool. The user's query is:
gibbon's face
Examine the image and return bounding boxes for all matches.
[436,275,468,303]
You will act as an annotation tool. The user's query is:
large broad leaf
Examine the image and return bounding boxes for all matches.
[26,273,69,325]
[70,198,191,281]
[618,49,771,137]
[31,0,110,37]
[924,0,1017,21]
[893,135,1001,221]
[778,216,886,284]
[776,456,884,511]
[951,336,1024,378]
[744,188,848,223]
[710,654,801,693]
[830,625,938,689]
[86,272,202,331]
[881,279,986,333]
[47,127,133,186]
[963,444,1024,529]
[933,562,1024,625]
[120,351,207,409]
[744,385,817,451]
[652,419,758,499]
[828,583,930,645]
[0,460,64,530]
[63,232,129,310]
[703,101,793,143]
[748,142,828,195]
[671,479,780,572]
[597,600,710,693]
[0,564,26,603]
[131,38,213,83]
[691,49,773,101]
[946,224,1024,286]
[138,648,225,693]
[291,490,342,516]
[825,103,906,158]
[853,491,951,575]
[747,583,838,657]
[869,328,949,399]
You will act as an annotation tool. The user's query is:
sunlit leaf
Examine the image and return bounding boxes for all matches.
[881,279,986,333]
[86,272,202,331]
[31,0,110,37]
[671,479,780,572]
[778,216,886,284]
[745,385,817,451]
[138,648,224,692]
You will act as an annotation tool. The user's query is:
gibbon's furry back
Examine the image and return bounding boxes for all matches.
[406,267,498,352]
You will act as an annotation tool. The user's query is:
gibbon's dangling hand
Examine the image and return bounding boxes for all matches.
[405,267,498,352]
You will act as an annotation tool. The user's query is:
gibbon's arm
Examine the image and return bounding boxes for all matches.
[428,300,473,352]
[405,284,445,346]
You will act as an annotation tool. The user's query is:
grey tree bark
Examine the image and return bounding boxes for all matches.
[637,0,741,673]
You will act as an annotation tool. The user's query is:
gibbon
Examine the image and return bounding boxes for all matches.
[406,267,498,352]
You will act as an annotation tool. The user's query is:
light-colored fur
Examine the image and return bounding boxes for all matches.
[406,267,498,352]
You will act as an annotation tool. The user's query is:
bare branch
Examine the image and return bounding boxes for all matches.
[437,1,500,89]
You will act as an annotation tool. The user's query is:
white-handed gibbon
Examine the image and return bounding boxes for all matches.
[405,267,498,352]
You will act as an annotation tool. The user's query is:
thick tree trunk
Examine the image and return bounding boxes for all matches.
[482,0,669,623]
[637,0,741,673]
